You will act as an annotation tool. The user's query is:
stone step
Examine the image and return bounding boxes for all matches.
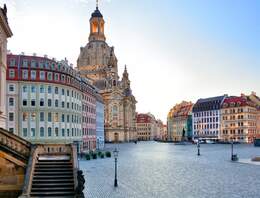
[32,179,74,183]
[34,171,73,176]
[35,164,73,168]
[30,191,75,197]
[33,175,73,179]
[31,187,74,192]
[32,183,74,187]
[34,168,73,173]
[36,161,72,165]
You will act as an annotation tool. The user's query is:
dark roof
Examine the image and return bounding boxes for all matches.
[192,95,226,112]
[91,7,103,18]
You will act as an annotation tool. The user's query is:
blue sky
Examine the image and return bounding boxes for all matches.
[1,0,259,122]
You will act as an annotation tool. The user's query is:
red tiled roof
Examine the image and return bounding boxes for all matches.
[222,96,255,108]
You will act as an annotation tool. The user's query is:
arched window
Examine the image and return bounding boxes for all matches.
[112,105,118,117]
[40,127,44,137]
[55,127,59,137]
[92,22,98,33]
[48,127,52,137]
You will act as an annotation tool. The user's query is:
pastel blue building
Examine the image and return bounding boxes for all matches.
[96,93,104,150]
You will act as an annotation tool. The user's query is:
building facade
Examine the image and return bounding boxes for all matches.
[96,93,105,150]
[136,113,153,141]
[167,101,193,141]
[248,92,260,139]
[6,54,100,152]
[192,96,226,141]
[77,5,137,143]
[220,96,257,143]
[0,4,12,129]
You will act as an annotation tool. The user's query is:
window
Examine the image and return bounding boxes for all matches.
[55,87,58,94]
[62,129,65,137]
[23,100,27,106]
[31,128,36,137]
[67,115,70,122]
[23,86,27,93]
[45,61,50,69]
[9,69,15,78]
[55,127,59,137]
[62,101,65,108]
[54,73,59,81]
[40,71,45,80]
[67,102,70,109]
[22,112,28,121]
[31,86,36,93]
[40,99,44,107]
[9,84,14,92]
[54,113,59,122]
[48,127,52,137]
[22,59,28,67]
[62,89,65,95]
[62,114,65,122]
[31,113,36,121]
[48,113,52,122]
[9,112,14,121]
[67,129,70,136]
[10,58,16,66]
[31,70,36,80]
[31,99,36,106]
[40,112,44,121]
[40,127,44,137]
[9,98,14,106]
[40,85,44,93]
[39,61,44,68]
[55,100,59,107]
[22,70,28,79]
[31,60,37,68]
[67,90,69,96]
[9,128,14,133]
[47,72,52,81]
[48,86,52,94]
[23,128,28,137]
[48,99,52,107]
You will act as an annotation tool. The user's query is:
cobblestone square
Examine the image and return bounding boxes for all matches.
[81,142,260,198]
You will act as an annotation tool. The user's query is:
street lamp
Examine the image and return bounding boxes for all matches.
[197,138,200,156]
[113,148,119,187]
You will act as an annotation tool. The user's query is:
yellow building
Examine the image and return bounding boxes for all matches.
[77,5,137,142]
[220,96,257,143]
[167,101,193,141]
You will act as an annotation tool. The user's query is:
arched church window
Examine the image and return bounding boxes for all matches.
[112,105,118,117]
[92,22,98,33]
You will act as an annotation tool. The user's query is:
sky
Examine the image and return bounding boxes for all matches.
[1,0,259,123]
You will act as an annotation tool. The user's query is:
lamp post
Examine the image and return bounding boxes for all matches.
[197,138,200,156]
[231,137,234,160]
[113,148,119,187]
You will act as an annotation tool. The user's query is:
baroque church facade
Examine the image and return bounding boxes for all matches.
[77,5,137,142]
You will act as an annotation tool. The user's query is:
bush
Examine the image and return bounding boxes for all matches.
[100,153,104,158]
[92,152,97,159]
[105,151,111,158]
[97,151,102,157]
[85,153,91,160]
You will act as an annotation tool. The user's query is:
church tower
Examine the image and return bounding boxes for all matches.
[77,2,137,143]
[88,4,106,42]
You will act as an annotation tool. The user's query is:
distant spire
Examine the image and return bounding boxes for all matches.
[96,0,99,9]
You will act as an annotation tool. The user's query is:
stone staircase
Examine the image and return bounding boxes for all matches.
[30,155,75,197]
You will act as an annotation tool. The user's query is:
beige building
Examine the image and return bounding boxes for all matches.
[0,5,12,129]
[167,101,193,141]
[248,92,260,138]
[220,96,257,143]
[77,5,137,142]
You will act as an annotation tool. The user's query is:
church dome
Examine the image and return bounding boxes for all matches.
[91,8,103,18]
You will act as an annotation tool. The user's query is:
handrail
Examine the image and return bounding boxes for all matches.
[19,144,38,198]
[71,143,79,192]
